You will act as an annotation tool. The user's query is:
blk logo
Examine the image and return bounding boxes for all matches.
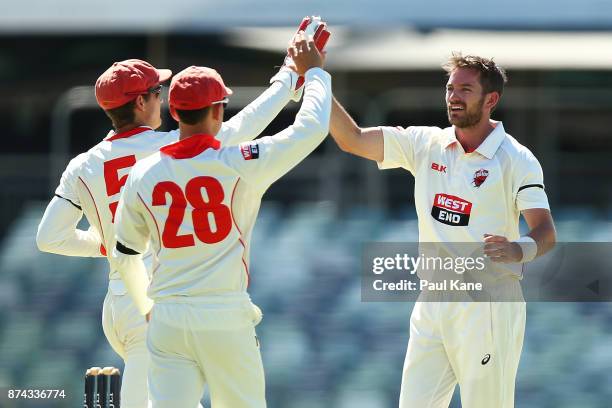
[481,354,491,365]
[431,162,447,173]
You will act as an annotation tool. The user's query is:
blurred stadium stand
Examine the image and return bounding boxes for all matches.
[1,204,612,407]
[1,2,612,407]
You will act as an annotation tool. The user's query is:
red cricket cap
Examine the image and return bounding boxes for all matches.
[169,66,232,121]
[95,59,172,110]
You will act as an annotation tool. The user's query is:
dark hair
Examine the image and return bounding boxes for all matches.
[175,106,212,125]
[104,94,151,130]
[442,52,508,97]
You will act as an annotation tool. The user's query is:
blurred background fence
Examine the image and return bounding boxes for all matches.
[1,1,612,406]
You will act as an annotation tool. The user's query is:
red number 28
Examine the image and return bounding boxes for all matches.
[152,176,232,248]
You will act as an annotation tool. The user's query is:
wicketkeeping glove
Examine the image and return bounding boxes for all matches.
[270,16,331,102]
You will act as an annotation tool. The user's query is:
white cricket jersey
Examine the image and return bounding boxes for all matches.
[378,121,550,277]
[114,68,331,305]
[55,127,179,279]
[53,78,297,281]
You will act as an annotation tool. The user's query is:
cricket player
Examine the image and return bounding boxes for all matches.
[36,54,308,407]
[111,32,330,407]
[329,53,557,407]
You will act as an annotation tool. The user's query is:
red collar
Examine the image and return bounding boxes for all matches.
[105,126,151,142]
[160,134,221,159]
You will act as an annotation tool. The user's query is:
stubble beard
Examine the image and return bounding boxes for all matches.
[447,96,485,129]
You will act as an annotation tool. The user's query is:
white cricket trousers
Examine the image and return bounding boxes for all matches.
[146,300,266,408]
[102,284,206,408]
[102,284,150,408]
[399,299,526,408]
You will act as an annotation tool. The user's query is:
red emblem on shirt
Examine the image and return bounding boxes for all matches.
[431,193,472,226]
[240,142,259,160]
[472,169,489,188]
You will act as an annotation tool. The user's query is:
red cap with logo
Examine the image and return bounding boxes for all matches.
[95,59,172,110]
[169,66,233,121]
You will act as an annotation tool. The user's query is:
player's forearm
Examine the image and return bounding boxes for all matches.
[37,229,103,257]
[111,248,153,315]
[330,96,362,153]
[37,197,104,257]
[296,67,331,133]
[265,67,330,143]
[519,208,557,260]
[244,67,331,189]
[226,60,331,189]
[220,74,294,145]
[270,67,331,149]
[330,97,384,162]
[526,218,557,257]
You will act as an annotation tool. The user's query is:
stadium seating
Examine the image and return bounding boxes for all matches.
[0,202,610,407]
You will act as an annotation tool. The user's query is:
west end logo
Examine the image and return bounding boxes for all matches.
[431,193,472,226]
[472,168,489,188]
[240,142,260,161]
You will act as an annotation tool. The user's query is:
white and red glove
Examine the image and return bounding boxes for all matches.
[270,16,331,102]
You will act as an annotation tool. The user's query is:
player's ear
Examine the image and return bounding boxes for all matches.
[134,95,147,112]
[211,104,223,121]
[485,92,500,111]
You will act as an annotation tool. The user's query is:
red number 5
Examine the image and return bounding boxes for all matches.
[104,155,137,222]
[152,176,232,248]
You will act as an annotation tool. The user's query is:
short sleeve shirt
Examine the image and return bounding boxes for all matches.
[378,121,549,244]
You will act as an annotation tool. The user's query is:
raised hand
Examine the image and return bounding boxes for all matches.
[288,31,324,76]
